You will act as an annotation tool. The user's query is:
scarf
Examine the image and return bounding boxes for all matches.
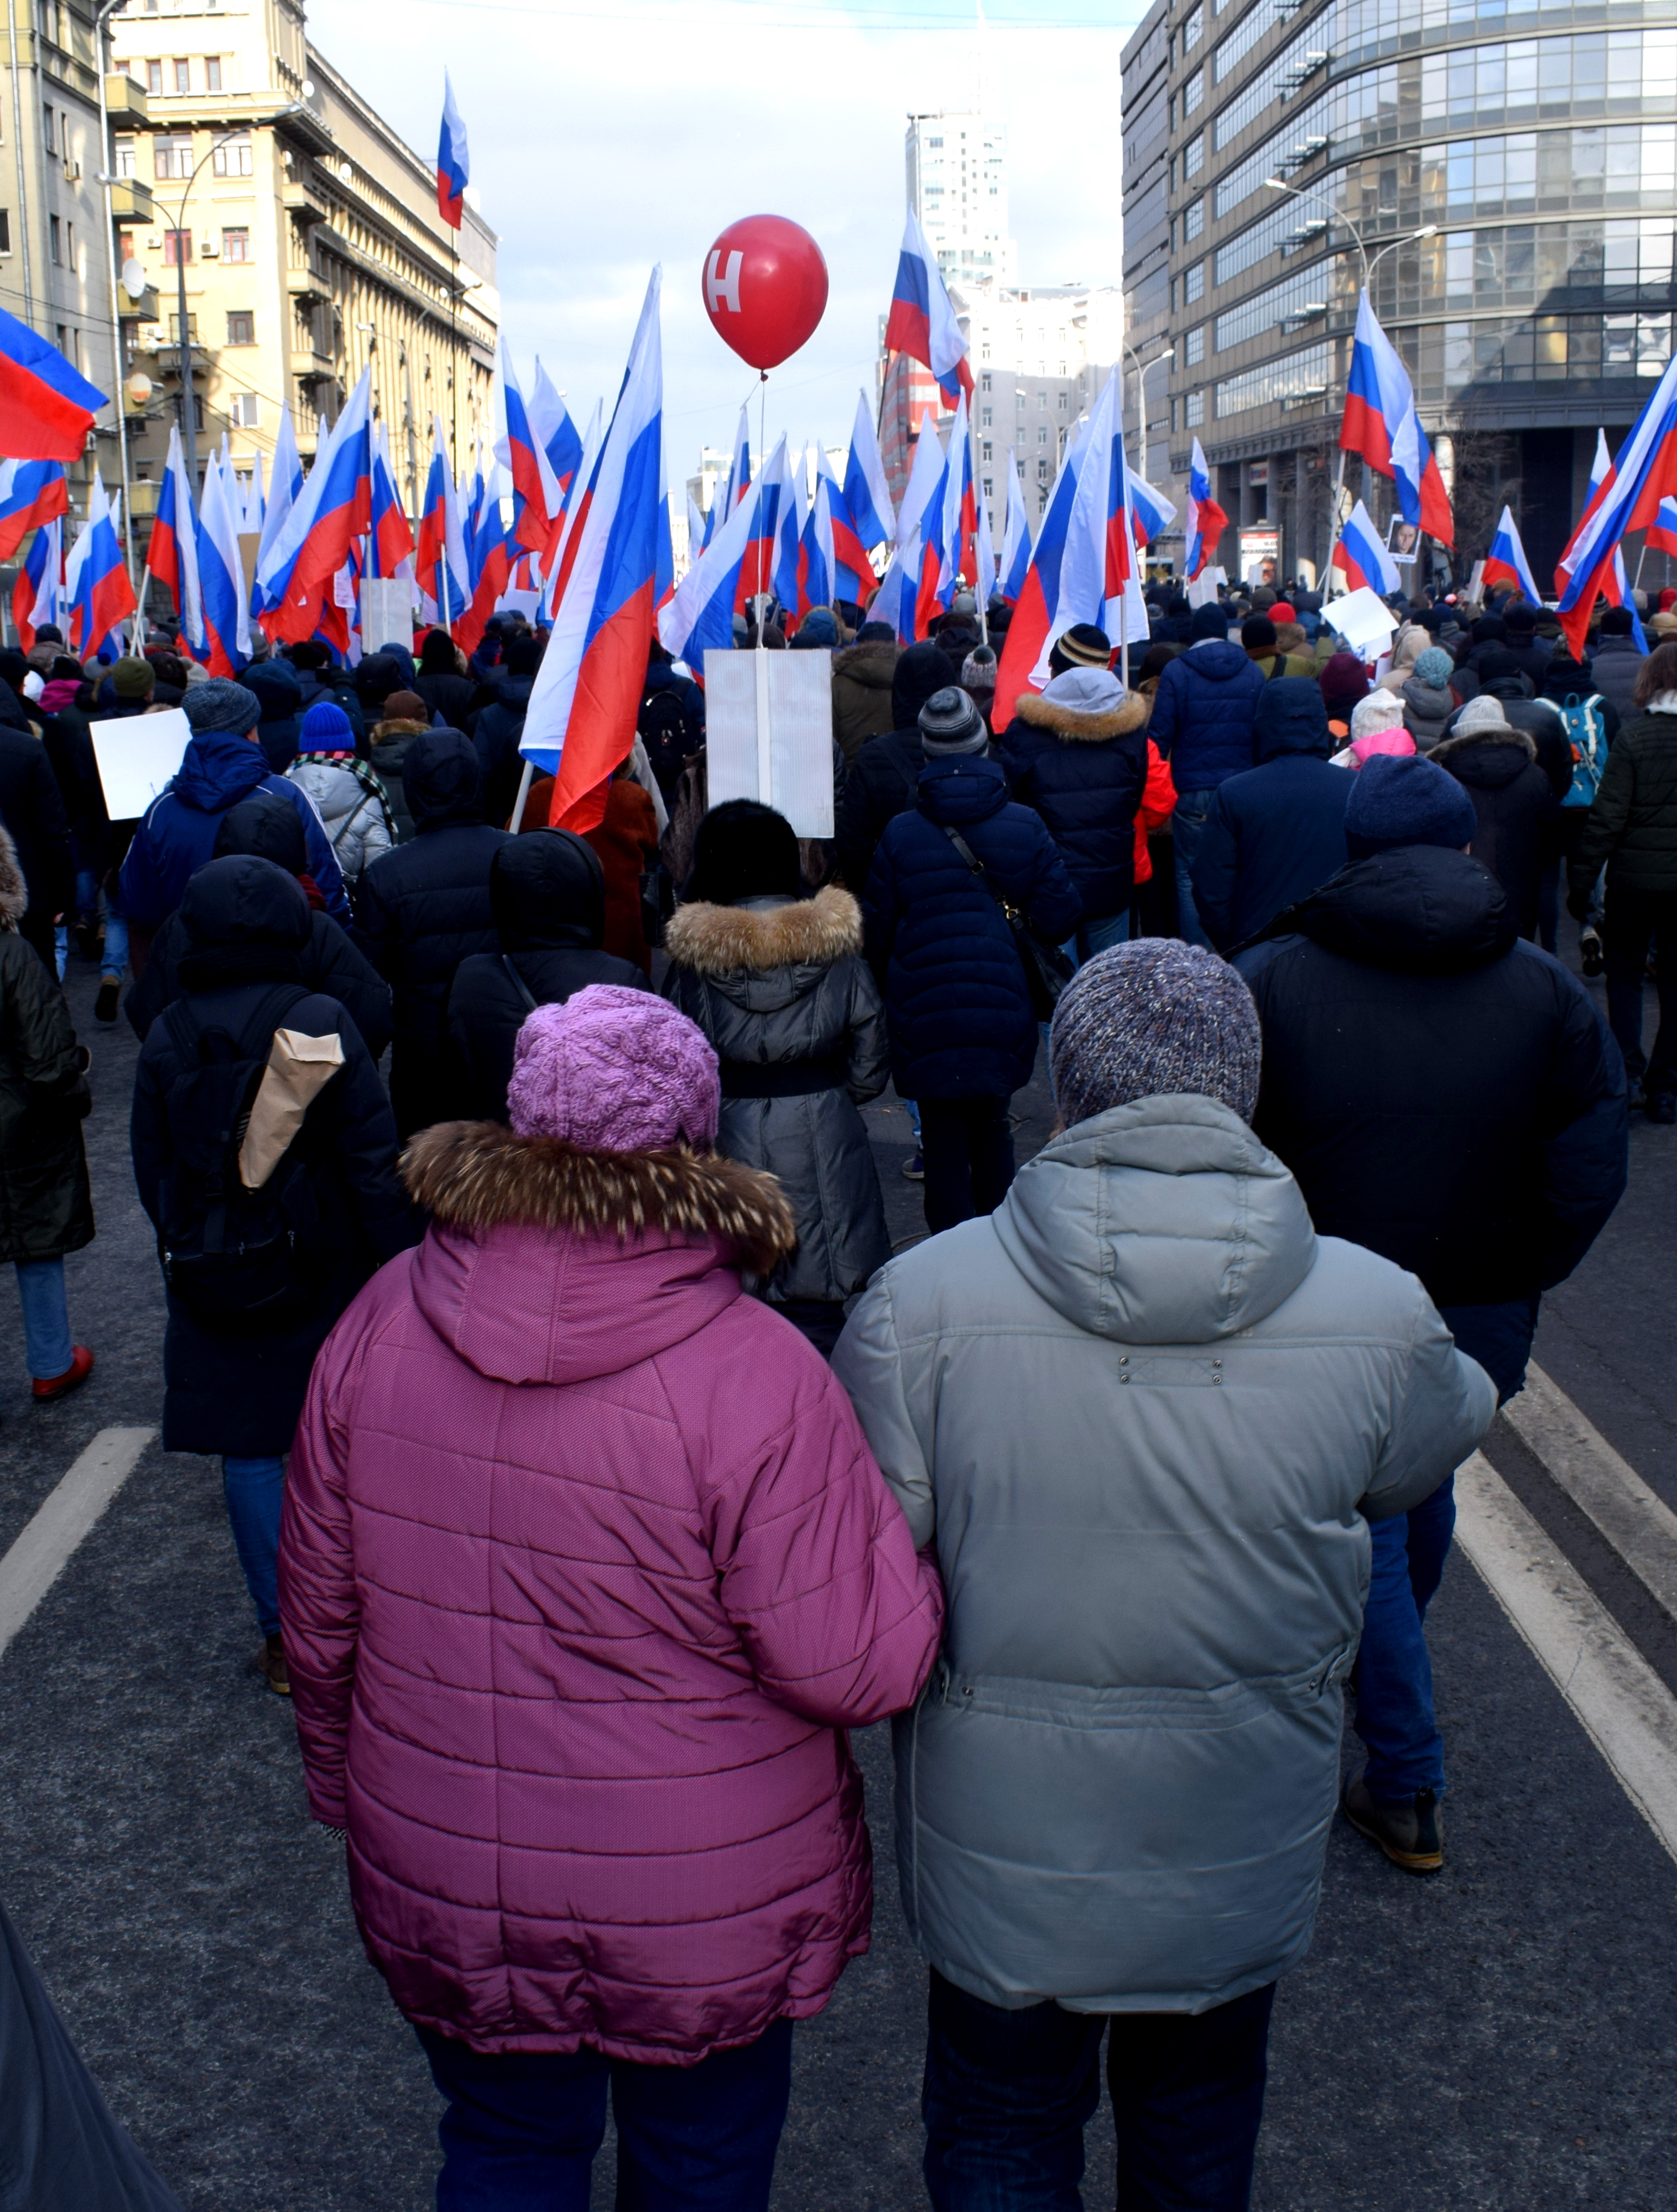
[295,748,395,834]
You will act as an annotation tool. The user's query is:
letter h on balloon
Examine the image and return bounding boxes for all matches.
[706,249,743,316]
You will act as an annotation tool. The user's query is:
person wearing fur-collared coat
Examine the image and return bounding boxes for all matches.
[662,801,890,1355]
[999,666,1151,959]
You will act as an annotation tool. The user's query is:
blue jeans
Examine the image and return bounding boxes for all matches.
[222,1456,285,1639]
[417,2017,793,2211]
[922,1970,1274,2211]
[1059,909,1132,968]
[1353,1296,1540,1801]
[14,1258,72,1385]
[1171,789,1217,950]
[56,875,129,980]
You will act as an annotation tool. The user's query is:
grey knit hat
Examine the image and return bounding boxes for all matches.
[960,645,998,695]
[919,686,987,755]
[181,676,262,736]
[1049,939,1263,1129]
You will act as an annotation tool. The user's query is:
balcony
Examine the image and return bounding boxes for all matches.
[283,173,331,227]
[108,178,153,222]
[287,259,329,307]
[104,74,149,127]
[118,283,160,323]
[127,477,160,523]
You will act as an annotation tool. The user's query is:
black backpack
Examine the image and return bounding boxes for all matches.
[637,685,701,797]
[154,985,342,1334]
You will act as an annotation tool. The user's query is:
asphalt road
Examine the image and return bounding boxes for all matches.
[1,937,1674,2212]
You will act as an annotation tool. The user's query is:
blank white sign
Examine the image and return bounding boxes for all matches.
[88,707,191,823]
[703,649,834,837]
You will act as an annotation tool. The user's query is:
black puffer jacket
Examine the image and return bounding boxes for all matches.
[833,642,951,892]
[1573,706,1677,899]
[470,672,535,828]
[366,716,429,842]
[0,827,92,1264]
[1236,844,1626,1306]
[129,857,418,1456]
[0,712,72,964]
[1434,724,1557,938]
[999,676,1150,919]
[662,886,891,1306]
[442,829,651,1121]
[353,731,511,1137]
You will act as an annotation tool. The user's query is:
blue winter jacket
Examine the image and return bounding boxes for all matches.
[863,753,1081,1099]
[1147,639,1266,793]
[119,727,351,930]
[999,686,1150,920]
[1191,679,1351,950]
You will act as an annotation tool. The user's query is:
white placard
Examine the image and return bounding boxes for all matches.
[702,649,835,837]
[89,707,191,823]
[360,577,415,655]
[1186,566,1226,608]
[1322,585,1398,659]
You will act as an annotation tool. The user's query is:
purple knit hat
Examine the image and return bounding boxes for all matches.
[506,985,720,1151]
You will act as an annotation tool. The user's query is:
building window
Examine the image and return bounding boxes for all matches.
[163,229,192,265]
[173,57,191,93]
[222,226,249,262]
[981,407,992,426]
[1184,70,1204,116]
[212,132,252,178]
[226,310,254,345]
[65,221,75,274]
[982,477,993,497]
[1038,426,1049,445]
[1183,2,1204,49]
[118,229,135,263]
[1184,133,1204,178]
[1186,325,1205,364]
[49,215,61,265]
[154,133,194,181]
[982,440,993,461]
[1016,390,1025,410]
[0,211,11,254]
[1185,262,1205,303]
[1186,390,1205,425]
[168,313,199,343]
[1057,392,1067,410]
[1038,459,1051,482]
[205,56,222,91]
[1037,391,1047,410]
[145,59,162,95]
[42,106,54,155]
[1185,197,1205,241]
[114,135,136,177]
[980,371,992,392]
[229,393,259,427]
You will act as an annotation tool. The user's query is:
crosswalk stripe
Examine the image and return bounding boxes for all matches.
[0,1427,157,1666]
[1454,1448,1677,1866]
[1504,1364,1677,1625]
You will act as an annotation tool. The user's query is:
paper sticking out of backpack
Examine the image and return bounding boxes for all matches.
[238,1029,345,1191]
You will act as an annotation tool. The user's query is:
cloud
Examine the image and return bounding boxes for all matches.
[307,0,1143,472]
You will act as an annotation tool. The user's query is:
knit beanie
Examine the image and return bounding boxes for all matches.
[1350,688,1405,741]
[182,677,262,736]
[1453,695,1519,738]
[683,798,801,905]
[1414,647,1454,687]
[1054,622,1112,669]
[1049,940,1262,1130]
[1320,652,1371,718]
[1343,754,1477,859]
[961,645,998,695]
[1242,615,1277,650]
[1190,602,1231,642]
[919,686,987,755]
[507,985,720,1152]
[380,690,426,722]
[300,701,354,748]
[794,607,838,648]
[112,655,155,699]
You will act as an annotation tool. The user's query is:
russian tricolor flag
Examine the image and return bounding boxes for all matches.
[874,409,946,645]
[530,357,583,497]
[843,388,895,553]
[541,398,606,628]
[999,447,1031,605]
[417,413,471,630]
[1055,367,1144,663]
[734,437,784,617]
[991,428,1086,731]
[800,452,835,618]
[1126,464,1176,553]
[772,445,808,618]
[1647,495,1677,558]
[196,451,252,676]
[1556,349,1677,653]
[1341,294,1454,546]
[660,432,788,668]
[458,453,513,655]
[256,368,374,643]
[369,419,415,578]
[1331,498,1402,596]
[0,459,67,564]
[1185,437,1227,581]
[13,517,61,652]
[1559,429,1648,647]
[437,72,469,231]
[0,305,107,462]
[65,477,136,662]
[885,210,973,406]
[496,341,562,556]
[814,441,874,603]
[521,265,663,832]
[1481,504,1541,605]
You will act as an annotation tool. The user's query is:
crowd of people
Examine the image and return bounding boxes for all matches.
[0,557,1664,2207]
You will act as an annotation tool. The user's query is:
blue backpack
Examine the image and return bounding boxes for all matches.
[1558,693,1608,808]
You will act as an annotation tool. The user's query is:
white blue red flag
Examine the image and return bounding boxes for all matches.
[1055,367,1144,662]
[65,477,135,661]
[1125,464,1176,552]
[257,369,374,642]
[915,401,964,637]
[1331,498,1402,596]
[874,412,947,646]
[885,210,973,405]
[843,388,895,551]
[541,397,606,627]
[735,436,784,617]
[459,451,513,656]
[1555,351,1677,653]
[1185,439,1228,580]
[240,452,265,536]
[196,451,252,675]
[686,492,706,576]
[1560,430,1648,647]
[991,430,1087,730]
[772,446,808,617]
[520,264,663,831]
[12,517,61,651]
[530,358,584,497]
[1482,504,1541,606]
[437,72,469,231]
[370,419,416,578]
[145,425,205,652]
[801,452,835,615]
[1341,294,1453,545]
[1647,495,1677,557]
[814,442,875,604]
[0,305,107,461]
[0,460,67,563]
[659,432,787,667]
[417,413,471,630]
[975,479,997,612]
[496,341,562,556]
[999,448,1031,605]
[722,401,753,519]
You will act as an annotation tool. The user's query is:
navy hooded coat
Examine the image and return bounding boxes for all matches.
[1191,679,1350,950]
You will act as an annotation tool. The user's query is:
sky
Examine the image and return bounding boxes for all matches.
[308,0,1147,481]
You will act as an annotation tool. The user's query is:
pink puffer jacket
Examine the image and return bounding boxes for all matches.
[279,1121,942,2062]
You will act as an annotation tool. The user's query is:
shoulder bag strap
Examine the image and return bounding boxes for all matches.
[501,954,540,1014]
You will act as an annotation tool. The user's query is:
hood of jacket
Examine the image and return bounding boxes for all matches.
[483,671,535,716]
[244,662,303,722]
[0,822,24,925]
[177,852,312,954]
[170,727,273,813]
[1480,671,1534,703]
[1288,845,1518,975]
[832,639,898,692]
[490,828,604,951]
[399,1120,795,1387]
[1182,638,1257,686]
[916,751,1011,827]
[665,884,861,980]
[369,717,428,757]
[39,677,81,715]
[991,1094,1316,1345]
[1402,674,1453,715]
[893,640,955,730]
[404,728,486,829]
[1252,677,1332,762]
[1012,687,1148,743]
[1432,724,1537,790]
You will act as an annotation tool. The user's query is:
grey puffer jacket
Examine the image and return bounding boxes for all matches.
[834,1095,1494,2016]
[1400,674,1455,752]
[286,755,394,883]
[662,886,891,1307]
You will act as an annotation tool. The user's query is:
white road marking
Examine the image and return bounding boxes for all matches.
[1454,1449,1677,1866]
[0,1427,156,1665]
[1504,1363,1677,1625]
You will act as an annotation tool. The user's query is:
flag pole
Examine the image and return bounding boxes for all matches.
[1322,448,1350,597]
[971,401,987,645]
[510,754,534,832]
[133,562,150,649]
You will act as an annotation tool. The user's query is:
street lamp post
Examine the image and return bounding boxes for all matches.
[93,0,137,590]
[1121,340,1175,489]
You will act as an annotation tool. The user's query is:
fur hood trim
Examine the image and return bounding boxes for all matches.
[369,717,430,743]
[1013,688,1149,742]
[0,822,24,928]
[1433,724,1537,763]
[664,884,862,976]
[831,639,899,686]
[402,1121,797,1272]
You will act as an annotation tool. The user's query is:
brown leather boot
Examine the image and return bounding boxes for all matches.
[1343,1775,1443,1872]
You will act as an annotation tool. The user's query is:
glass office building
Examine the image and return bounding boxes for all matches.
[1121,0,1677,585]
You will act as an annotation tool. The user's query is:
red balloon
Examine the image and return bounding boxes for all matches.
[701,214,829,372]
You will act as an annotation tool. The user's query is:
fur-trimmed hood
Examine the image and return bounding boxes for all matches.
[664,884,862,977]
[1433,723,1536,764]
[402,1118,795,1274]
[0,823,24,927]
[1012,688,1149,743]
[831,639,899,691]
